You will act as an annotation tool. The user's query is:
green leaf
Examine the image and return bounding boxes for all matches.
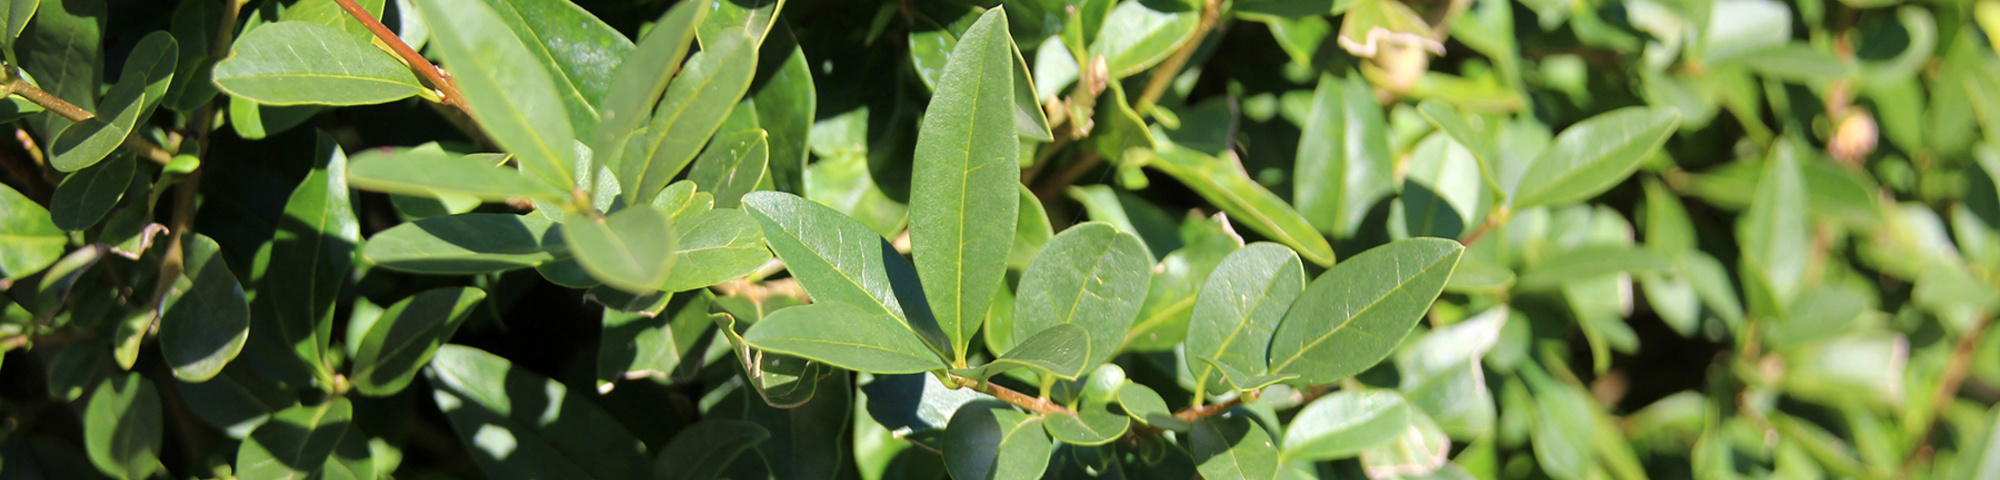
[417,0,576,191]
[750,25,814,193]
[1149,146,1336,266]
[268,132,359,383]
[740,192,931,329]
[944,402,1054,480]
[1512,107,1680,208]
[1401,362,1496,440]
[348,146,570,202]
[1267,238,1462,385]
[962,323,1092,380]
[276,0,384,38]
[351,287,486,396]
[911,8,1020,364]
[160,234,251,382]
[661,208,771,292]
[0,183,72,280]
[1090,0,1201,78]
[1115,383,1190,430]
[627,27,757,203]
[741,365,851,478]
[694,0,783,45]
[50,30,174,172]
[471,0,634,134]
[83,374,161,480]
[2,0,36,47]
[1188,243,1304,396]
[1738,142,1810,315]
[1043,398,1130,446]
[360,214,565,274]
[235,397,359,479]
[1012,223,1151,373]
[689,129,769,208]
[1514,245,1670,291]
[1190,414,1282,480]
[597,291,713,387]
[589,1,703,180]
[1357,408,1450,477]
[654,419,769,480]
[1524,368,1598,480]
[426,345,651,480]
[175,363,296,439]
[1282,389,1414,461]
[1295,73,1395,240]
[17,0,103,138]
[1198,356,1299,392]
[1415,100,1498,171]
[212,21,429,105]
[742,302,947,374]
[49,151,132,230]
[565,204,678,294]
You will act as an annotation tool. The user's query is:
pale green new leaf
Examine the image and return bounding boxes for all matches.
[1151,146,1335,266]
[0,182,65,280]
[212,21,428,105]
[1283,389,1414,461]
[1090,0,1201,78]
[688,129,769,208]
[589,1,703,174]
[911,8,1020,362]
[1267,238,1463,384]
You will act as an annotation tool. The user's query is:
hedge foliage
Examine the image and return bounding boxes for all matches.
[0,0,1998,479]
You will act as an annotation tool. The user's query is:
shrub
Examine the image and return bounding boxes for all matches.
[1,0,1997,478]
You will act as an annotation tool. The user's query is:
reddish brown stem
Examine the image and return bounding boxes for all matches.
[1907,316,1991,468]
[332,0,467,108]
[952,375,1073,416]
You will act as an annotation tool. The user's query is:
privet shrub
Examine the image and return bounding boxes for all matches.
[0,0,1997,478]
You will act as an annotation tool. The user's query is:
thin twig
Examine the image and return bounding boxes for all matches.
[332,0,467,107]
[1134,0,1222,114]
[951,374,1073,416]
[6,77,94,122]
[1907,316,1991,469]
[1458,205,1510,246]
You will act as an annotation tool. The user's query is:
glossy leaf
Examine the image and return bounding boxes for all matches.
[83,374,161,480]
[1150,146,1335,266]
[472,0,634,133]
[49,152,132,230]
[361,214,565,274]
[417,0,576,191]
[964,323,1091,380]
[0,182,66,280]
[688,129,769,208]
[351,287,486,396]
[1190,414,1282,480]
[1296,74,1395,239]
[159,234,251,381]
[740,192,930,331]
[426,345,651,480]
[267,132,359,382]
[628,27,757,203]
[212,21,428,105]
[565,204,678,294]
[944,402,1053,480]
[50,31,173,172]
[1115,383,1189,430]
[1043,398,1129,446]
[661,208,770,292]
[347,146,570,202]
[750,25,814,193]
[1090,0,1201,78]
[911,8,1019,363]
[1283,389,1414,461]
[235,398,359,479]
[742,302,946,374]
[597,291,713,387]
[1012,223,1151,373]
[1187,243,1304,396]
[654,419,769,480]
[1267,238,1463,385]
[1512,107,1680,208]
[2,0,35,47]
[588,1,703,175]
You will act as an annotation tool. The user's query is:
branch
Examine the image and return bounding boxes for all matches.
[333,0,468,108]
[1907,316,1991,469]
[5,73,175,165]
[950,374,1073,416]
[1134,0,1223,113]
[1458,205,1511,246]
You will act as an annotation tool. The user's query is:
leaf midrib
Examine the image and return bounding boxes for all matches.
[1267,253,1454,375]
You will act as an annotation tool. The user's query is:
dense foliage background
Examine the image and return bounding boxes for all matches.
[1,0,1999,478]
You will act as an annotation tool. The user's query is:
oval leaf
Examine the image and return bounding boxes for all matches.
[352,287,487,396]
[742,302,947,374]
[160,234,251,381]
[49,152,133,230]
[565,204,678,294]
[944,402,1054,480]
[83,374,162,480]
[417,0,577,192]
[1267,238,1463,385]
[1187,243,1304,396]
[1513,107,1680,209]
[212,21,428,105]
[1012,222,1151,373]
[361,213,564,274]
